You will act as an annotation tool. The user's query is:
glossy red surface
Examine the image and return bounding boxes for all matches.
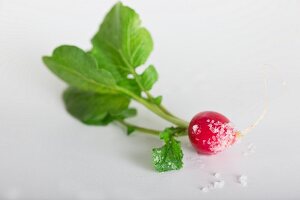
[188,111,237,155]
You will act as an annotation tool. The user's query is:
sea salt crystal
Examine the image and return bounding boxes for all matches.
[238,175,248,187]
[213,180,225,188]
[201,187,208,192]
[219,180,225,188]
[192,124,199,133]
[238,175,247,181]
[213,182,218,188]
[213,172,221,178]
[208,183,214,189]
[240,181,247,187]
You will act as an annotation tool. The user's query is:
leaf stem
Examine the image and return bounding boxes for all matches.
[156,103,176,117]
[117,87,189,128]
[118,120,160,135]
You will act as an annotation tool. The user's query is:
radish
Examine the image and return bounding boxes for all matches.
[188,111,238,154]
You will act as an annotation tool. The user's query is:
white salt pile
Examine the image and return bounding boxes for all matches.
[200,173,225,192]
[238,175,248,187]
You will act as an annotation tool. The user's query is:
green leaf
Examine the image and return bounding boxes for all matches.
[127,126,136,135]
[152,128,184,172]
[116,108,137,119]
[141,65,158,91]
[118,79,141,96]
[91,2,153,83]
[153,95,163,106]
[63,87,130,125]
[43,45,117,94]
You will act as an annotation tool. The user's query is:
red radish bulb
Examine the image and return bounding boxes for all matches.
[188,111,238,155]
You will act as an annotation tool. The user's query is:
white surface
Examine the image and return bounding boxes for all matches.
[1,0,300,199]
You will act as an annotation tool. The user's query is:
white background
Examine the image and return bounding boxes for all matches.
[1,0,300,199]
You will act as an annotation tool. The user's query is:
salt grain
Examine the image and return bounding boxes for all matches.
[241,181,247,187]
[238,175,248,187]
[208,183,214,189]
[213,182,218,188]
[200,179,225,193]
[192,124,201,135]
[201,187,208,192]
[238,175,247,181]
[213,180,225,188]
[213,172,221,178]
[218,180,225,188]
[192,124,199,133]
